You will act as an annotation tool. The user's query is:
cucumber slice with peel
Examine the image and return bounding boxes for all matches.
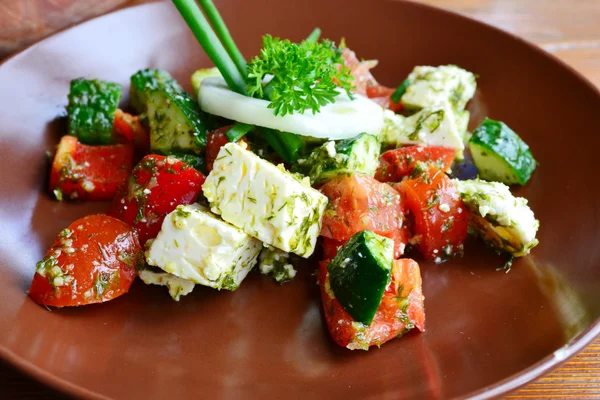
[67,78,122,145]
[327,230,393,326]
[469,118,536,185]
[130,69,182,113]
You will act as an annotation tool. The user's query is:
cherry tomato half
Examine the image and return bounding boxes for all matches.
[108,155,205,244]
[29,215,143,307]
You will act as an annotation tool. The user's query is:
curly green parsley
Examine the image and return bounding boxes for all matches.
[246,35,354,116]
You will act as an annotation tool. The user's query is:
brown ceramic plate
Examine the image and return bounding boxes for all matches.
[1,1,599,399]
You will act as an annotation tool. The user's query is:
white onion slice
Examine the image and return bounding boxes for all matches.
[198,77,384,139]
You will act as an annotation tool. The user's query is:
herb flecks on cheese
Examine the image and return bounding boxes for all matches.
[139,269,195,301]
[401,65,476,111]
[454,179,539,256]
[258,247,297,284]
[145,204,261,290]
[380,105,465,157]
[203,142,328,258]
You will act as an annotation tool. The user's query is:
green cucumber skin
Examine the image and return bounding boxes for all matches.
[327,230,393,326]
[469,118,537,185]
[129,69,183,113]
[147,88,207,154]
[67,78,122,145]
[164,152,206,174]
[296,133,379,185]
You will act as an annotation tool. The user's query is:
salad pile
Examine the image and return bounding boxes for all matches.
[29,0,539,351]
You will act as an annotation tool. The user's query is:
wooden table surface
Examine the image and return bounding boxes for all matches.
[0,0,598,399]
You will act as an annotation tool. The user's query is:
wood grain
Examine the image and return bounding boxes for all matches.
[0,1,598,399]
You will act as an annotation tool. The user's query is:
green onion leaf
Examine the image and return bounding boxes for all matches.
[172,0,247,95]
[260,128,304,164]
[390,78,411,103]
[226,122,254,142]
[198,0,247,77]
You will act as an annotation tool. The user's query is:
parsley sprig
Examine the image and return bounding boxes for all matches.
[246,35,354,116]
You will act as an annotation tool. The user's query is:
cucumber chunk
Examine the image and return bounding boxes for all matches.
[295,133,380,185]
[165,152,206,174]
[130,69,182,113]
[327,230,393,326]
[67,78,122,145]
[147,88,207,154]
[469,118,536,185]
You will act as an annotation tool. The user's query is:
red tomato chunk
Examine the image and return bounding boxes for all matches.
[321,237,345,261]
[113,109,150,155]
[108,154,205,244]
[319,174,409,258]
[205,125,249,172]
[29,215,143,307]
[366,85,404,113]
[375,146,455,183]
[49,135,134,201]
[319,258,425,350]
[395,168,468,261]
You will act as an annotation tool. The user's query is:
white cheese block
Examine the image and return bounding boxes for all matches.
[258,247,296,284]
[378,109,408,148]
[203,142,329,258]
[198,77,384,140]
[401,65,477,111]
[379,106,465,157]
[145,204,262,290]
[454,179,539,256]
[456,109,471,142]
[139,270,195,301]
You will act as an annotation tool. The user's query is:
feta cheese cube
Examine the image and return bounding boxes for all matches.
[456,109,471,142]
[454,179,539,256]
[203,143,328,257]
[401,65,477,111]
[145,204,262,290]
[139,270,195,301]
[403,105,464,152]
[258,247,296,284]
[378,109,408,148]
[378,105,465,157]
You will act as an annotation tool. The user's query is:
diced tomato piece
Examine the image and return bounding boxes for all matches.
[366,85,404,113]
[49,135,134,201]
[376,146,456,183]
[108,155,205,244]
[319,258,425,349]
[320,174,408,258]
[391,259,425,331]
[395,168,468,261]
[113,109,150,155]
[29,215,143,307]
[322,237,345,260]
[205,125,250,172]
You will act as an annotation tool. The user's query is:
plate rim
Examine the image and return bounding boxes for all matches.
[0,1,598,399]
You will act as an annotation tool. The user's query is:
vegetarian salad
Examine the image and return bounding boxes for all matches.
[29,0,540,351]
